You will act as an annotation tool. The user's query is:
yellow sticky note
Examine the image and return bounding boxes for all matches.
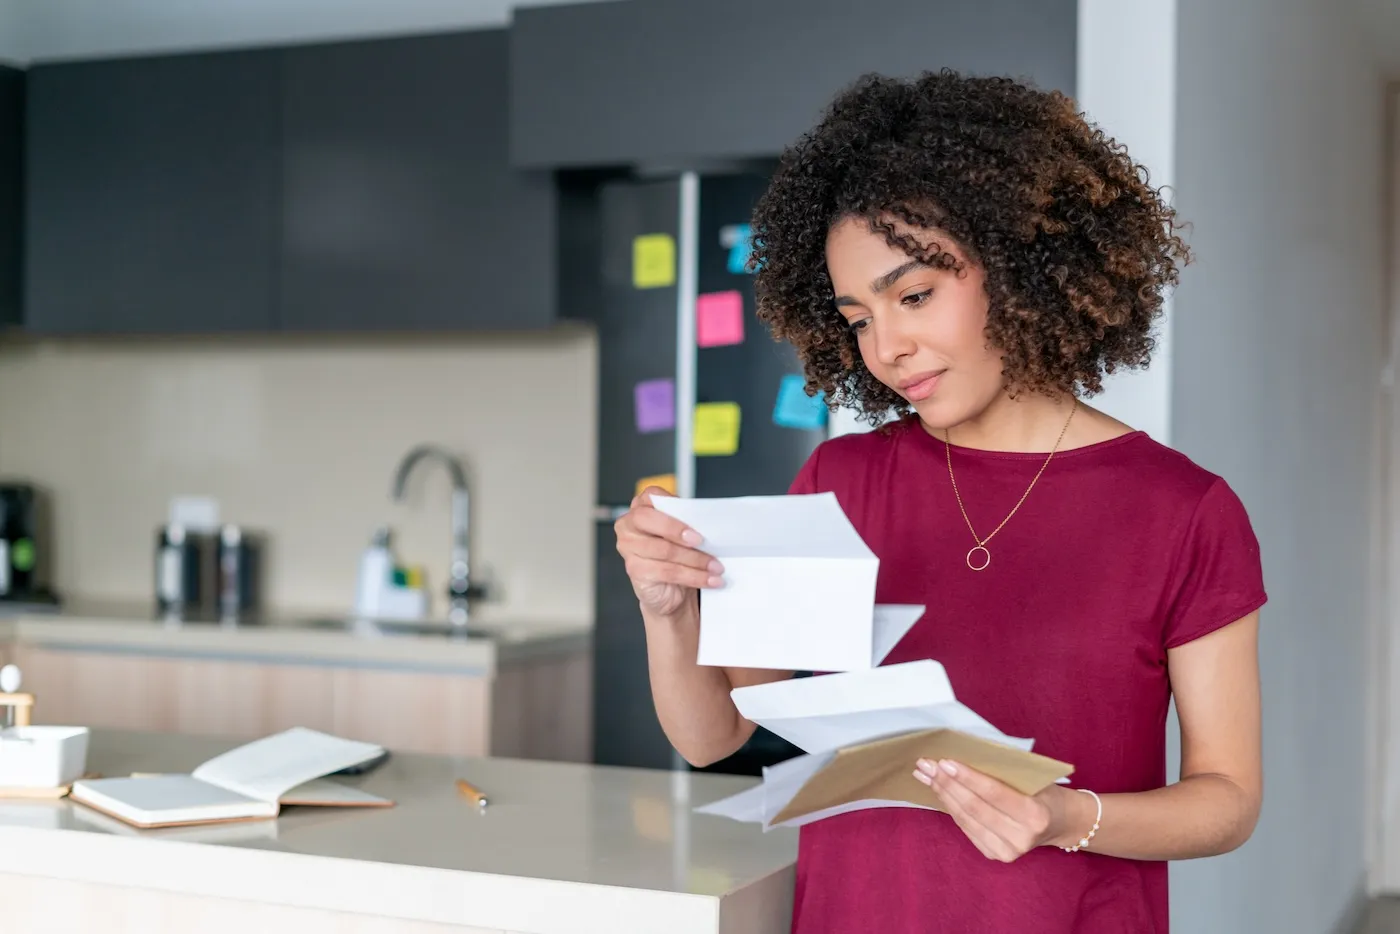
[632,233,676,288]
[693,402,741,456]
[635,473,677,497]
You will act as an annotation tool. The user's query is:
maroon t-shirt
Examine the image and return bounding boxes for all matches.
[784,416,1267,934]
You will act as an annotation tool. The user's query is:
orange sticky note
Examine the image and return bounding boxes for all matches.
[696,290,744,347]
[693,402,741,456]
[635,473,677,497]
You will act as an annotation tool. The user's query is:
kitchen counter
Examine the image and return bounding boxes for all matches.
[0,602,596,762]
[0,729,797,934]
[0,599,590,676]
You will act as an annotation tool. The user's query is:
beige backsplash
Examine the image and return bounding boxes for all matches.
[0,326,600,629]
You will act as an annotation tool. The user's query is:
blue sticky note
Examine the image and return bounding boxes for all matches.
[772,374,827,430]
[726,223,756,275]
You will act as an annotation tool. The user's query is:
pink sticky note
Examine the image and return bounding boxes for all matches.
[696,290,745,348]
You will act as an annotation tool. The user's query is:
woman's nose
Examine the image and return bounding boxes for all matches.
[871,313,918,366]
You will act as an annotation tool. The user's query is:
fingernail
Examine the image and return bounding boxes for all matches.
[707,576,724,588]
[912,769,932,786]
[915,758,934,774]
[939,760,958,776]
[681,529,703,546]
[708,559,724,574]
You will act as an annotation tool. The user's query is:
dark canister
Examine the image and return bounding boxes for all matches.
[155,523,212,615]
[216,524,262,620]
[0,483,52,601]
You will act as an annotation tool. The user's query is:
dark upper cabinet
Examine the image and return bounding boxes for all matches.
[24,49,280,334]
[0,66,21,329]
[510,0,1078,169]
[278,29,557,331]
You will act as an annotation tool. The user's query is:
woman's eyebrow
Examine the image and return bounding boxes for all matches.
[869,260,925,294]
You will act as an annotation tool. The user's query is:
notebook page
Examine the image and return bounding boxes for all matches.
[192,728,385,803]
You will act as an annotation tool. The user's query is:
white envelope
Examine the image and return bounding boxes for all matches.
[696,661,1065,831]
[694,748,936,831]
[650,492,922,672]
[731,660,1034,754]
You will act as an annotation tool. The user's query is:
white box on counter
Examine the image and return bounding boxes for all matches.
[0,725,90,787]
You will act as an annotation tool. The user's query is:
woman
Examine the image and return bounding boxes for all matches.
[613,70,1264,934]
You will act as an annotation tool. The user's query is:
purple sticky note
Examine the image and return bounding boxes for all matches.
[634,378,676,433]
[696,290,745,348]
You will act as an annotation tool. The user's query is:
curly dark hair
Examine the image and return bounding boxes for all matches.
[749,69,1191,423]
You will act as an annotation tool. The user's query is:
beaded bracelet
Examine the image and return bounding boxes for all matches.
[1061,788,1102,853]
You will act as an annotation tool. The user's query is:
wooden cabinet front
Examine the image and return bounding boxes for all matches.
[5,644,590,762]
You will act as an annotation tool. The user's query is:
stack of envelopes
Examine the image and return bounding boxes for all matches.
[653,492,1074,830]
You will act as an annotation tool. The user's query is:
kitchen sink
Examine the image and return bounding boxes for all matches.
[295,616,500,640]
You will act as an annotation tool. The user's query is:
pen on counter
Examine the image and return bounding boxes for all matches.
[456,777,489,808]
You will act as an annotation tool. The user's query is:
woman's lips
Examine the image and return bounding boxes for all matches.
[899,371,944,402]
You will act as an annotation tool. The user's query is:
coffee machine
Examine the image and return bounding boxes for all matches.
[0,483,57,607]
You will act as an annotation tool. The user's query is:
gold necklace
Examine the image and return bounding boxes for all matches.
[945,400,1078,571]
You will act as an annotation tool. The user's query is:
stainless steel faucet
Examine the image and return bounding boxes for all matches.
[390,445,482,626]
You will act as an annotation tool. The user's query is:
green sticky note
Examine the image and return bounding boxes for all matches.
[632,233,676,288]
[694,402,741,456]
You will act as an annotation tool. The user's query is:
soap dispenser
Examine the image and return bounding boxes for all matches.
[354,527,394,619]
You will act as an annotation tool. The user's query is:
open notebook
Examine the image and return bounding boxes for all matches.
[69,727,393,828]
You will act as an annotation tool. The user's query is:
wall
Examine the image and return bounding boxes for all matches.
[0,1,23,64]
[1376,85,1400,896]
[1170,1,1386,932]
[1073,0,1176,445]
[1357,0,1400,79]
[0,329,600,628]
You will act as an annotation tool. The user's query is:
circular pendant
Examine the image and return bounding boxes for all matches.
[966,545,991,571]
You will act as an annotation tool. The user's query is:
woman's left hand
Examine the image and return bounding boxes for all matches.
[914,758,1086,862]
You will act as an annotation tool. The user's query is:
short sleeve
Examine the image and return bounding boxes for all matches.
[787,443,824,495]
[1162,478,1268,649]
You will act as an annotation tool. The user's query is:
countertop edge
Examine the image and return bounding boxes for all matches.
[0,823,758,934]
[0,613,595,677]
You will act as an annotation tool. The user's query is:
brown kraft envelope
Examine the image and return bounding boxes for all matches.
[771,729,1075,825]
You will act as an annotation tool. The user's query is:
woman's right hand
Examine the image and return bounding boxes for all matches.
[614,486,724,618]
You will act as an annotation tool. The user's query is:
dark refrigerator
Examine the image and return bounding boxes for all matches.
[589,170,827,773]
